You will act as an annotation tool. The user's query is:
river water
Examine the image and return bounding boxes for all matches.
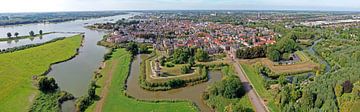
[0,13,136,111]
[127,55,223,112]
[308,39,331,73]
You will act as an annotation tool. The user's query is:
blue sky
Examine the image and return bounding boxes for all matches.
[0,0,359,12]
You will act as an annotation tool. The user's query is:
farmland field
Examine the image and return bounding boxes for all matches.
[0,35,82,112]
[85,49,198,112]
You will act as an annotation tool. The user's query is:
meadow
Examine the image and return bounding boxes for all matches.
[85,49,198,112]
[0,35,82,112]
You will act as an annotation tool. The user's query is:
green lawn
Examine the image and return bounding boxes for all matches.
[86,49,198,112]
[0,35,82,112]
[240,63,280,112]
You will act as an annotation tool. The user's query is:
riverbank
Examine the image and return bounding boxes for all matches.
[0,35,83,112]
[85,49,198,112]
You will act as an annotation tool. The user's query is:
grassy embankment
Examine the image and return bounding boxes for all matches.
[240,63,280,112]
[0,32,53,41]
[0,35,82,112]
[241,51,319,77]
[85,49,197,112]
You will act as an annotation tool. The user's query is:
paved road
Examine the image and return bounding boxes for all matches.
[230,58,268,112]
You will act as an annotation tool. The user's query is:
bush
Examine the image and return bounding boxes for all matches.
[181,65,191,74]
[167,79,186,88]
[236,45,266,59]
[37,76,58,92]
[139,44,148,53]
[75,96,93,112]
[208,75,245,98]
[165,62,175,67]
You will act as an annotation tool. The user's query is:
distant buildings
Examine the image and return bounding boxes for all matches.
[105,16,277,55]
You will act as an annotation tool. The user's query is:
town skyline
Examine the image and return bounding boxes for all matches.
[0,0,359,13]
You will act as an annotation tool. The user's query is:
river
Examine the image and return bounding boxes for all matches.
[0,13,137,112]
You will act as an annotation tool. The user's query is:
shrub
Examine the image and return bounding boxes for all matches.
[37,76,58,92]
[165,62,175,67]
[181,65,191,74]
[208,75,245,98]
[167,79,186,88]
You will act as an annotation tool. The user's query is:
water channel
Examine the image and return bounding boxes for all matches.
[308,39,331,74]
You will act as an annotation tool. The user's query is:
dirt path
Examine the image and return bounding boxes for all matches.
[94,60,119,112]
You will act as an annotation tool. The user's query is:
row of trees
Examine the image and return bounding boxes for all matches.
[236,45,267,59]
[169,47,209,66]
[6,30,43,38]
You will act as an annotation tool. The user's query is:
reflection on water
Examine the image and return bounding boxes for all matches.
[126,55,223,112]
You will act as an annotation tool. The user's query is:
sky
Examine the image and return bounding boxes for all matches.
[0,0,359,13]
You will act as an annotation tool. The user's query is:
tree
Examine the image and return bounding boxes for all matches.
[126,42,138,55]
[88,81,96,98]
[29,31,35,37]
[276,37,297,53]
[334,83,343,97]
[139,44,148,53]
[195,49,209,62]
[188,57,195,67]
[39,30,43,35]
[180,65,191,74]
[236,46,267,59]
[172,47,193,64]
[267,46,281,61]
[208,75,244,98]
[278,75,287,86]
[159,56,166,66]
[342,80,353,93]
[37,76,58,92]
[14,32,19,37]
[299,89,315,111]
[6,32,12,38]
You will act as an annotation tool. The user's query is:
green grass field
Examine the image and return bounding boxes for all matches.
[86,49,198,112]
[0,35,82,112]
[240,63,280,112]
